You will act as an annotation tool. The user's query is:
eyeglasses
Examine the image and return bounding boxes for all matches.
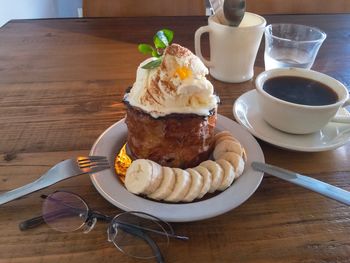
[19,191,188,262]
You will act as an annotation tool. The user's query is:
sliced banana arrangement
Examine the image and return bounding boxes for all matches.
[125,131,246,203]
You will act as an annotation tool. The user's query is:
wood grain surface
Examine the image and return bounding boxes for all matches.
[247,0,350,14]
[0,15,349,263]
[83,0,206,17]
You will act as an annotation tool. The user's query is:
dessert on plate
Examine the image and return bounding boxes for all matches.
[117,30,247,203]
[123,42,219,168]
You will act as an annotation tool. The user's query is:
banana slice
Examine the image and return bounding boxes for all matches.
[214,132,247,161]
[215,135,237,146]
[242,148,247,162]
[200,160,223,193]
[193,166,212,199]
[125,159,162,195]
[214,131,238,144]
[147,161,163,193]
[216,159,236,190]
[148,167,175,200]
[164,168,191,203]
[214,131,234,141]
[213,140,244,160]
[219,152,245,177]
[183,168,204,202]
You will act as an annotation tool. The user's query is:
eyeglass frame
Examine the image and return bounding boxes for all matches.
[19,190,189,263]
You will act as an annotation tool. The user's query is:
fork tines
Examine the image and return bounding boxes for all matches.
[77,156,110,173]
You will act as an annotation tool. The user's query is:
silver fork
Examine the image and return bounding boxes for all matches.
[0,156,110,206]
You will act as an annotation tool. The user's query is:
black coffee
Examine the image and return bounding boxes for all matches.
[262,76,338,106]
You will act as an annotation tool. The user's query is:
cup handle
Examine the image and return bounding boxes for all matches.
[331,98,350,123]
[194,25,212,67]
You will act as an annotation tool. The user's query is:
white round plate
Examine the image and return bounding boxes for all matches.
[90,114,264,222]
[233,90,350,152]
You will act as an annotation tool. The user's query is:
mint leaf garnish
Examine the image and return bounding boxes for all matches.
[138,44,155,56]
[161,29,174,45]
[153,29,174,49]
[141,58,162,69]
[152,49,159,57]
[138,29,174,69]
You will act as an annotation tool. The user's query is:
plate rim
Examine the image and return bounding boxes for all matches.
[233,89,350,152]
[89,114,265,222]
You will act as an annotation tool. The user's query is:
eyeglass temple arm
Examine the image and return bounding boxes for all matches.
[114,221,189,241]
[118,224,165,263]
[19,195,49,230]
[19,211,112,232]
[19,215,45,231]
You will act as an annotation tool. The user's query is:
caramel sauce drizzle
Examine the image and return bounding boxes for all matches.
[114,143,132,183]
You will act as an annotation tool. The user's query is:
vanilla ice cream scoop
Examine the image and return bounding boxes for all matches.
[124,43,219,118]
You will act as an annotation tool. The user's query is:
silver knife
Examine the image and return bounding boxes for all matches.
[252,162,350,206]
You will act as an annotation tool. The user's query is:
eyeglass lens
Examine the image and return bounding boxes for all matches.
[42,191,89,232]
[108,211,170,259]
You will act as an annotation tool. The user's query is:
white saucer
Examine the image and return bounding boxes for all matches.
[233,90,350,152]
[89,114,264,222]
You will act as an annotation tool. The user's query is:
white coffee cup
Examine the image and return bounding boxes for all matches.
[195,12,266,83]
[255,68,350,134]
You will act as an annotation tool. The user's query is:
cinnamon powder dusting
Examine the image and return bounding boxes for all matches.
[165,43,191,58]
[141,75,163,105]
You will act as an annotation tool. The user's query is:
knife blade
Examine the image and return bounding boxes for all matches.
[252,162,350,206]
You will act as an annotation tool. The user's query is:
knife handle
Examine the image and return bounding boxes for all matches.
[293,173,350,205]
[252,162,350,206]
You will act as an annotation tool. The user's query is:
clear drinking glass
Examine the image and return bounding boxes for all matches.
[264,23,327,70]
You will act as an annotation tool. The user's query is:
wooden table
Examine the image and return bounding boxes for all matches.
[0,14,349,263]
